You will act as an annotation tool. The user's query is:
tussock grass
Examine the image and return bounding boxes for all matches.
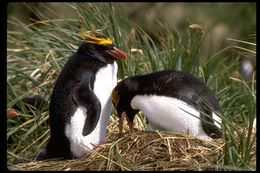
[13,131,224,171]
[7,3,256,171]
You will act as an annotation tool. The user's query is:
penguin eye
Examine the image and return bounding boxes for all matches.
[95,44,113,53]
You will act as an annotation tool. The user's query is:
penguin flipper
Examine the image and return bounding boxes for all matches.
[180,93,223,139]
[73,73,101,136]
[35,148,51,161]
[199,101,223,139]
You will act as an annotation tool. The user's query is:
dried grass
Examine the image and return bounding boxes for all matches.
[14,130,224,171]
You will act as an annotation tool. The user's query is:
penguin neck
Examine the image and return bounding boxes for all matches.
[118,78,141,120]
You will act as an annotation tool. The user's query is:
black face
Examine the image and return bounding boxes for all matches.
[112,80,139,124]
[115,95,139,123]
[77,43,113,64]
[77,33,127,64]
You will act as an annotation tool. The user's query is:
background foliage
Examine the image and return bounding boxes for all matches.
[7,3,256,170]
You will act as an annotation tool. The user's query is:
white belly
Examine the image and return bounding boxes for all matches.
[131,95,214,141]
[65,62,118,158]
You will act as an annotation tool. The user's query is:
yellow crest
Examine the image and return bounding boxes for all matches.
[80,32,113,45]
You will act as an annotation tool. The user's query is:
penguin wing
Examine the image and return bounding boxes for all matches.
[73,72,101,136]
[180,93,223,138]
[175,87,223,139]
[197,100,223,139]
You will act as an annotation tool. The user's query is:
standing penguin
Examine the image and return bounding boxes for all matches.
[36,32,127,160]
[112,70,223,141]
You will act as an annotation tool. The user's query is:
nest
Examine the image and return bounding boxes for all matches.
[14,131,224,171]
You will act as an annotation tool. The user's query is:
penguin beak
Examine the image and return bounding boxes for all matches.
[106,47,128,60]
[118,112,125,134]
[118,111,134,134]
[126,115,134,132]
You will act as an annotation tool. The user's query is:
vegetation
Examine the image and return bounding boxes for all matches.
[7,3,256,171]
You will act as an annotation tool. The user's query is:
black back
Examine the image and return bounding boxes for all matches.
[114,70,223,138]
[44,41,118,158]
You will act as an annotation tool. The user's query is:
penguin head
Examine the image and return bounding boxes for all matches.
[112,79,139,133]
[79,32,127,64]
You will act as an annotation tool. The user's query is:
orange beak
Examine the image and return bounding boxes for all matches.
[118,111,134,134]
[106,47,128,60]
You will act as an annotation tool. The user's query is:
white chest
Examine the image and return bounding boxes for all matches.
[65,62,118,158]
[131,95,219,141]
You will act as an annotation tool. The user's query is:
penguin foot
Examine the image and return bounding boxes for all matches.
[34,148,72,161]
[117,131,126,138]
[12,155,34,164]
[34,148,50,161]
[133,127,139,132]
[90,141,105,149]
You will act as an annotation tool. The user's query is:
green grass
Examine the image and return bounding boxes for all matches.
[7,3,256,170]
